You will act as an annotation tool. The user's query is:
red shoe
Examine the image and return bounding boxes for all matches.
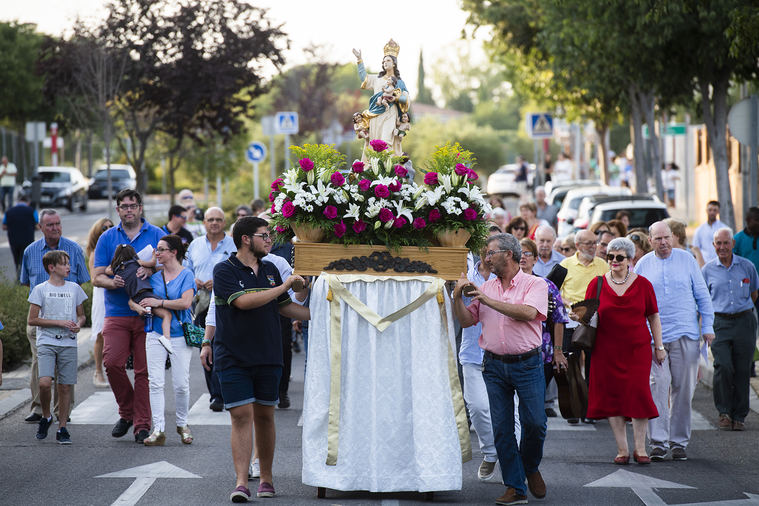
[614,454,630,465]
[633,451,651,464]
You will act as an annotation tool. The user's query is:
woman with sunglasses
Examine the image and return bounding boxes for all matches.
[572,237,665,465]
[559,233,576,257]
[626,230,651,266]
[506,217,528,240]
[86,217,115,387]
[137,234,196,446]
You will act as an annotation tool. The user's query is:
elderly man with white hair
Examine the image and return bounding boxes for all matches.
[535,186,558,229]
[533,225,564,277]
[701,226,758,432]
[634,221,714,460]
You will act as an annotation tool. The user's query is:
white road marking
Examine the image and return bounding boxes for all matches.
[188,393,230,425]
[97,461,201,506]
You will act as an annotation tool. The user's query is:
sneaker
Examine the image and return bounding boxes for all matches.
[248,458,260,480]
[671,447,687,461]
[112,418,133,438]
[25,412,43,424]
[567,418,580,424]
[495,487,528,505]
[230,485,252,503]
[278,391,290,409]
[36,416,52,440]
[733,420,746,431]
[718,414,733,431]
[257,482,275,498]
[545,407,558,417]
[478,459,497,481]
[210,398,224,412]
[650,447,667,461]
[134,429,150,444]
[56,427,72,445]
[157,335,173,354]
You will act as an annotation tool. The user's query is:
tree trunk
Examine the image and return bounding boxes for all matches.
[166,136,185,203]
[641,91,663,199]
[629,85,647,194]
[699,78,735,229]
[596,123,610,184]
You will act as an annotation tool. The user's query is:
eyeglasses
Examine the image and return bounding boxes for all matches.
[512,226,527,231]
[156,247,172,253]
[485,249,508,257]
[101,223,113,231]
[560,247,573,253]
[628,233,643,243]
[521,251,534,258]
[578,240,597,246]
[251,233,272,241]
[595,229,610,236]
[607,254,628,262]
[177,215,187,221]
[118,204,140,211]
[205,217,224,223]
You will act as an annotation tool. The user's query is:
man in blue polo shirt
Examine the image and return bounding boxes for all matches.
[20,208,89,424]
[211,216,309,502]
[93,189,164,443]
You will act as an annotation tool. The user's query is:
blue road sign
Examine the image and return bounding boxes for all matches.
[527,113,554,139]
[246,141,267,163]
[275,111,299,135]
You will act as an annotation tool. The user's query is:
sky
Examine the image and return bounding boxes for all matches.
[2,0,487,96]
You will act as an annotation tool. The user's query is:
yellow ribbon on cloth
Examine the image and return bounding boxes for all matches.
[322,273,470,465]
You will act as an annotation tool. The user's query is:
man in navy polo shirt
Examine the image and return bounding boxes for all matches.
[93,189,164,443]
[210,216,309,502]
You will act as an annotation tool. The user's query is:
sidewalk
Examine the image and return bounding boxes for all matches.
[699,346,759,415]
[0,328,94,421]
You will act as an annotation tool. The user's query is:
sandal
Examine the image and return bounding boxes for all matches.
[177,425,193,444]
[143,430,165,446]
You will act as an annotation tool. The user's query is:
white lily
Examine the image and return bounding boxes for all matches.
[370,175,396,187]
[343,203,361,220]
[425,187,445,206]
[414,195,428,211]
[392,200,414,223]
[307,169,315,185]
[370,157,381,175]
[439,174,453,193]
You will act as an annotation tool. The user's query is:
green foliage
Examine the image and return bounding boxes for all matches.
[415,50,435,105]
[0,280,31,370]
[423,142,476,174]
[289,144,346,171]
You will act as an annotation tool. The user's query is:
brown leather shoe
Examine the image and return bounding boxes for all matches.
[718,414,732,430]
[733,420,745,431]
[527,470,546,498]
[495,487,528,505]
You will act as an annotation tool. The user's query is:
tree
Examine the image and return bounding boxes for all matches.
[415,50,434,105]
[0,22,50,128]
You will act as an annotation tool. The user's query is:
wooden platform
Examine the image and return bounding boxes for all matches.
[292,242,468,281]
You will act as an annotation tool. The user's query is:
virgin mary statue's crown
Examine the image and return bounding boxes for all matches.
[384,39,400,58]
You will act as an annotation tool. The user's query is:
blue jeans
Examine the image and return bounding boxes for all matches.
[482,351,546,495]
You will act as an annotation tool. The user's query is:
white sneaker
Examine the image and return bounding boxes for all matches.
[478,459,498,482]
[157,335,173,354]
[248,458,260,480]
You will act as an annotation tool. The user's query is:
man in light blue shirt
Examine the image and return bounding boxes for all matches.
[634,221,714,461]
[702,227,758,431]
[693,201,724,264]
[532,225,564,277]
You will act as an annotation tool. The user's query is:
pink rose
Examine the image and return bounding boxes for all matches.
[275,225,288,233]
[330,172,345,186]
[424,172,439,185]
[271,203,276,214]
[352,219,367,234]
[369,139,388,152]
[388,180,402,192]
[281,201,295,218]
[334,221,347,238]
[299,158,314,171]
[358,179,371,191]
[378,208,394,223]
[268,191,276,202]
[412,217,426,230]
[393,216,407,229]
[323,205,338,220]
[428,208,441,223]
[271,178,284,190]
[394,164,408,178]
[352,161,365,173]
[464,208,478,221]
[374,184,390,199]
[454,163,469,176]
[467,169,478,181]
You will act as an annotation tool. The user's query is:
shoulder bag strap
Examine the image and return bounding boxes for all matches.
[595,275,603,299]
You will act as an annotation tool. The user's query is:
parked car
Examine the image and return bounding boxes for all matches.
[87,164,137,198]
[486,163,536,196]
[21,166,89,212]
[573,194,661,231]
[545,180,602,208]
[588,199,669,230]
[557,186,631,236]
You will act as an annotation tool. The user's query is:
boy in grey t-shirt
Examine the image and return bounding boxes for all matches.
[28,250,87,444]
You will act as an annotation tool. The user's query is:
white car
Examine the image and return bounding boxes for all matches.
[486,163,536,196]
[588,200,669,230]
[545,180,601,208]
[573,194,660,231]
[557,186,631,236]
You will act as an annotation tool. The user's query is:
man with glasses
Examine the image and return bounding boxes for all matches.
[161,204,194,244]
[210,216,309,501]
[634,221,714,461]
[93,189,164,443]
[186,207,235,411]
[558,229,608,424]
[20,209,89,424]
[453,233,548,505]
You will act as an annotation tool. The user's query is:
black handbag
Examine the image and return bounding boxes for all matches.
[162,271,204,348]
[570,276,603,351]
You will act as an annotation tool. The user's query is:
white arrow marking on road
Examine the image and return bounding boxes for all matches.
[97,461,201,506]
[678,493,759,505]
[585,469,694,506]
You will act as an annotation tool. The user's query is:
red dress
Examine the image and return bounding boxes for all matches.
[585,275,659,419]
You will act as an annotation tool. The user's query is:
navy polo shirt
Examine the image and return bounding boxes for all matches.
[212,253,291,370]
[3,203,38,248]
[94,218,165,317]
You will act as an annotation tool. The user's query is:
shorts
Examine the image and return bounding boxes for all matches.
[217,365,282,409]
[133,289,159,304]
[37,344,78,384]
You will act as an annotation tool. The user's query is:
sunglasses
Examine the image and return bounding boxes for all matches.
[560,247,573,253]
[101,223,114,231]
[512,226,527,231]
[607,254,628,262]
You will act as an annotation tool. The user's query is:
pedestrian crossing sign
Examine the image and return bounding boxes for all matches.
[527,113,554,139]
[275,111,299,135]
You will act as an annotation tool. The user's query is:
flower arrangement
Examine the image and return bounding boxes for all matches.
[270,141,491,251]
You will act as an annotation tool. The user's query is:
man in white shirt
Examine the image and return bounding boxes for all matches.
[693,201,725,264]
[0,156,18,213]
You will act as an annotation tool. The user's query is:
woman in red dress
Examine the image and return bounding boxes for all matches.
[575,237,667,465]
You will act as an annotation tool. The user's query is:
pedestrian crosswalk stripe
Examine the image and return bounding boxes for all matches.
[187,394,230,425]
[70,392,119,425]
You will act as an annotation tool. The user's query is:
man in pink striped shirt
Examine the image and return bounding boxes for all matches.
[454,233,548,506]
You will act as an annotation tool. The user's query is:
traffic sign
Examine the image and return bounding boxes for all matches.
[246,141,267,163]
[25,121,45,142]
[728,96,759,146]
[664,123,687,136]
[275,111,299,135]
[526,113,553,139]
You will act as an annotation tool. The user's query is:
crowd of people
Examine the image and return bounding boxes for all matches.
[4,177,759,505]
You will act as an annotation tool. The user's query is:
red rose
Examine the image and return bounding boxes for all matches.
[275,225,288,233]
[369,139,388,152]
[281,201,295,218]
[352,161,365,173]
[334,221,347,238]
[323,205,338,220]
[330,172,345,186]
[428,208,441,222]
[358,179,371,191]
[394,164,408,178]
[378,208,394,223]
[424,172,439,185]
[299,158,314,171]
[374,184,390,199]
[352,219,367,234]
[467,169,478,181]
[271,178,284,190]
[412,217,426,230]
[464,208,478,221]
[393,216,408,228]
[454,163,469,176]
[388,180,402,192]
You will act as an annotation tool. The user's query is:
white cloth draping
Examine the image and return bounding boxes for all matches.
[301,274,464,492]
[90,285,105,339]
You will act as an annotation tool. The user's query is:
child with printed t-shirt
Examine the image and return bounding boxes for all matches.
[27,250,87,444]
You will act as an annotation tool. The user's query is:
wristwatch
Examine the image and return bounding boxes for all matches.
[656,345,665,351]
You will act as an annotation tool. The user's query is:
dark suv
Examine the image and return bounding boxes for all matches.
[88,164,137,198]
